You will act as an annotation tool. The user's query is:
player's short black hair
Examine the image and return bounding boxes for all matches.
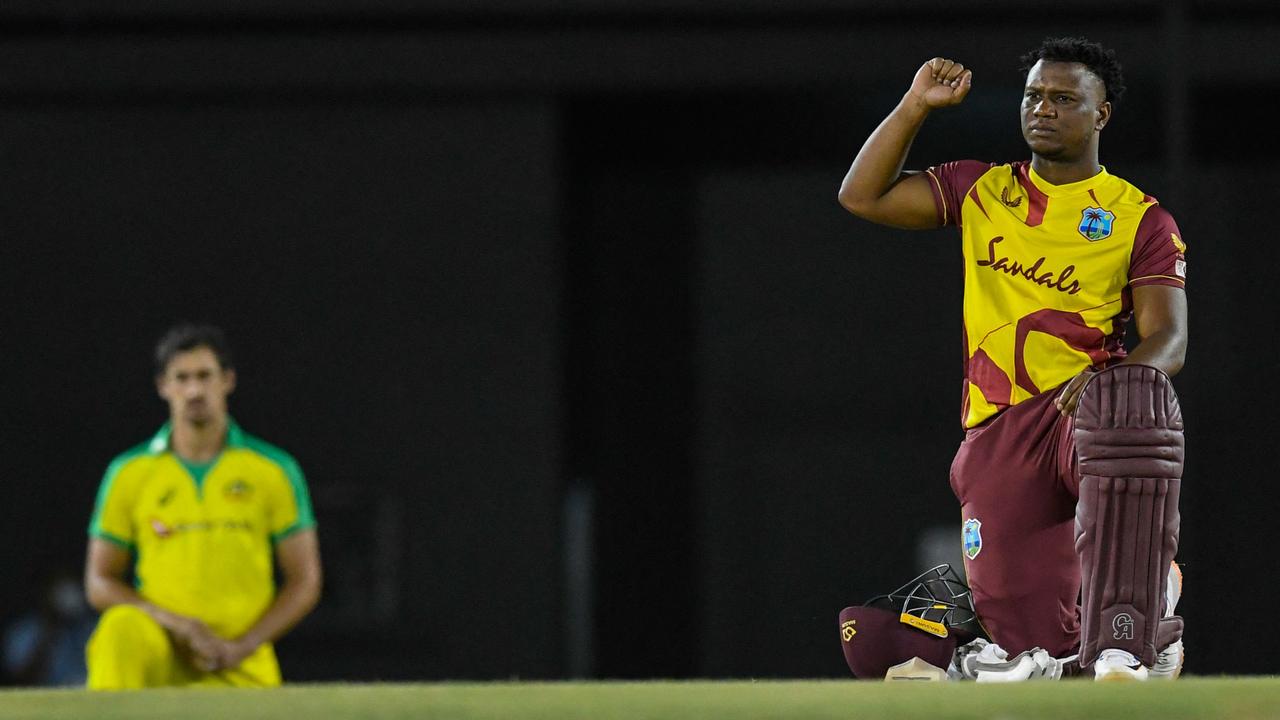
[154,323,234,376]
[1018,36,1126,106]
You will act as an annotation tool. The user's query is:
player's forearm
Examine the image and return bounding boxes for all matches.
[1120,329,1187,377]
[84,571,145,612]
[838,95,931,214]
[235,574,322,650]
[85,573,195,631]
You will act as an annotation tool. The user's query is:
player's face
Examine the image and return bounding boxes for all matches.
[156,346,235,428]
[1020,60,1110,162]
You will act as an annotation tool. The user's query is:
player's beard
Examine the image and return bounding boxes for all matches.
[183,399,215,427]
[1025,134,1067,160]
[1024,126,1094,165]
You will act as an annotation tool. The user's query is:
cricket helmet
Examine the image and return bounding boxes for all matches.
[838,564,983,679]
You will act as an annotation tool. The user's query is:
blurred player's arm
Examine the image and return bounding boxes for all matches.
[838,58,972,229]
[84,537,226,669]
[1056,285,1188,415]
[218,529,322,669]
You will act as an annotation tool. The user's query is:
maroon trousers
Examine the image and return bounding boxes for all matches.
[950,388,1082,659]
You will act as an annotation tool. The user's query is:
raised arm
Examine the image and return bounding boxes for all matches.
[838,58,972,229]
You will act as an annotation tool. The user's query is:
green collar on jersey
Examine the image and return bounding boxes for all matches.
[146,417,246,455]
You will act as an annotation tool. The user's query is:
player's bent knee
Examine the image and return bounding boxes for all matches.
[87,605,174,689]
[92,605,165,644]
[1074,364,1184,479]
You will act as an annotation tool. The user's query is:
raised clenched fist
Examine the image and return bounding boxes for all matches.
[908,58,973,109]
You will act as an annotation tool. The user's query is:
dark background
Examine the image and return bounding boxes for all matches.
[0,0,1274,682]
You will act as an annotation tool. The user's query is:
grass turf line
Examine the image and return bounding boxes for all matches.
[0,678,1277,720]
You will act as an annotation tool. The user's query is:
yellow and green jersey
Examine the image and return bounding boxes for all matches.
[926,160,1187,429]
[88,420,315,638]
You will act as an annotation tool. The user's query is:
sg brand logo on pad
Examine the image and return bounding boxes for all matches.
[841,620,857,642]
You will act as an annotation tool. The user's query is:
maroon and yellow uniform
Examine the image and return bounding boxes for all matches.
[927,160,1186,429]
[931,160,1187,658]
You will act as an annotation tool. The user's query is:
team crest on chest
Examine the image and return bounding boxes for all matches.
[1078,206,1116,241]
[224,478,254,501]
[962,518,983,560]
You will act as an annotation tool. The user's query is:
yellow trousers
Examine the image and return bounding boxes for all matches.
[85,605,282,689]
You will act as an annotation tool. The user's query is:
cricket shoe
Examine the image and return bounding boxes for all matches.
[1149,639,1183,680]
[948,638,989,680]
[1095,562,1183,682]
[975,646,1071,683]
[1150,562,1185,680]
[1094,649,1149,682]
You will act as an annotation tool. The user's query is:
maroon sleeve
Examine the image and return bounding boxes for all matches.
[1129,205,1187,289]
[923,160,996,226]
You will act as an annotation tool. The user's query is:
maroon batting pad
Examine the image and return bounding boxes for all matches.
[1073,364,1183,668]
[838,606,957,679]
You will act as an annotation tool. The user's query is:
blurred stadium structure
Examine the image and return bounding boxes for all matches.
[1,0,1276,682]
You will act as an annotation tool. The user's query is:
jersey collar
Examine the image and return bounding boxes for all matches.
[147,417,245,454]
[1025,163,1109,198]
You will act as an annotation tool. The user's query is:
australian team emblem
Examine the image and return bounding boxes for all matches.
[962,518,982,560]
[224,478,254,500]
[1078,206,1115,241]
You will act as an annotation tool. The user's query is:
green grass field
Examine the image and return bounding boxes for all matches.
[2,678,1277,720]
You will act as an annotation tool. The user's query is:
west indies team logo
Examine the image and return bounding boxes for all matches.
[962,518,983,560]
[1078,206,1116,241]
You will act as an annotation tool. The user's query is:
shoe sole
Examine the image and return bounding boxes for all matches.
[1095,659,1150,683]
[1096,670,1148,683]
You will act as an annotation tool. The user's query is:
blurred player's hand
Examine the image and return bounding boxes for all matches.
[213,637,259,671]
[908,58,973,110]
[167,616,227,672]
[1055,369,1097,416]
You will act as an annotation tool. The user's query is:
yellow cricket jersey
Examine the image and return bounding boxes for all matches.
[88,420,315,638]
[926,161,1187,429]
